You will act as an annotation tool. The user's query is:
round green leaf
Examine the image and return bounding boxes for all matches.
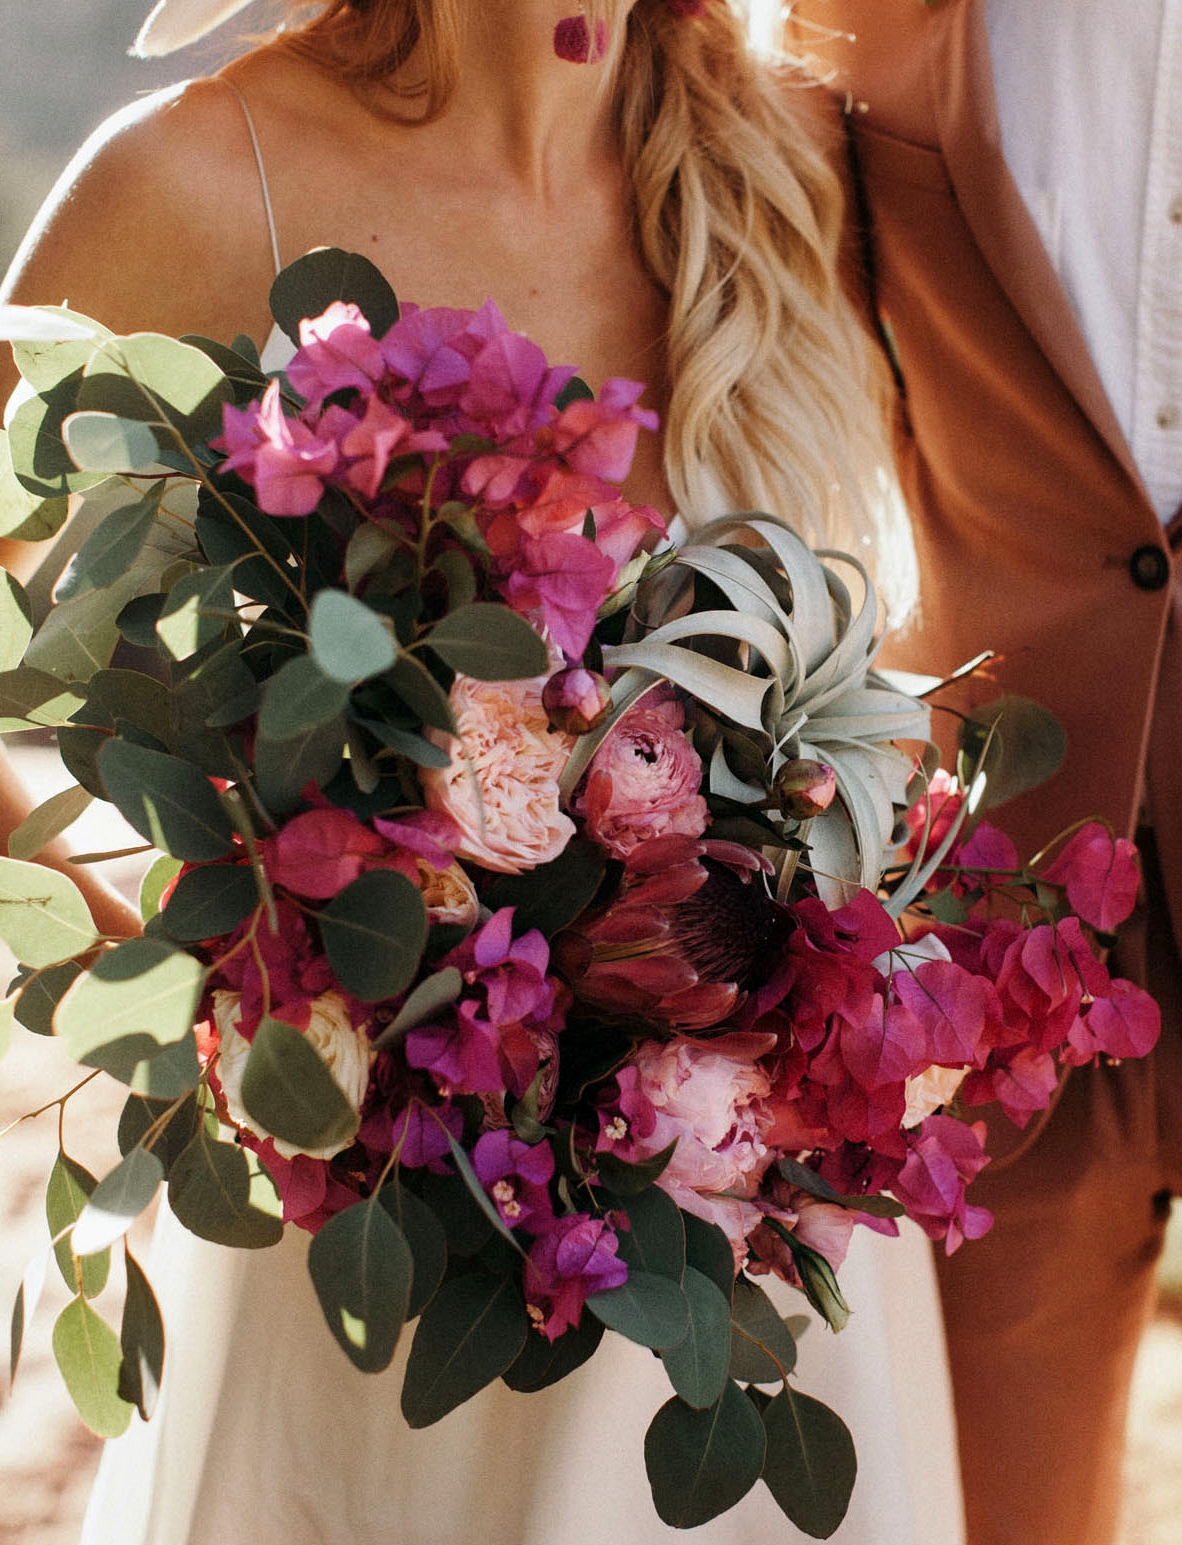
[644,1381,767,1529]
[167,1135,284,1248]
[0,568,32,670]
[0,667,86,731]
[378,1181,448,1319]
[426,602,550,680]
[72,1148,165,1258]
[760,1386,858,1537]
[239,1014,360,1156]
[309,1200,413,1372]
[269,248,400,346]
[79,332,232,443]
[97,738,235,860]
[728,1275,799,1386]
[682,1212,737,1300]
[7,784,93,862]
[63,411,162,473]
[118,1250,165,1421]
[401,1268,529,1428]
[319,869,427,1003]
[258,653,352,742]
[612,1183,687,1280]
[139,854,185,923]
[53,1296,134,1439]
[155,563,237,661]
[309,590,398,684]
[158,863,259,942]
[0,856,97,966]
[661,1266,733,1411]
[587,1270,689,1350]
[55,937,206,1063]
[11,960,82,1037]
[46,1153,109,1299]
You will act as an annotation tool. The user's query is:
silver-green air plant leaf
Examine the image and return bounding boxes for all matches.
[592,515,934,904]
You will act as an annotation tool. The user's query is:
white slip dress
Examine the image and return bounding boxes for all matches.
[78,81,966,1545]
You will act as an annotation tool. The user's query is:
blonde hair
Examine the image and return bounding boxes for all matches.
[285,0,916,617]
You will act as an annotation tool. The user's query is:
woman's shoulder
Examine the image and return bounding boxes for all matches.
[0,50,328,347]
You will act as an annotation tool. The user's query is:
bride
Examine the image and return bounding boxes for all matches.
[0,2,961,1541]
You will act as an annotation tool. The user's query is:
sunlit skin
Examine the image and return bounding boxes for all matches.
[0,0,673,934]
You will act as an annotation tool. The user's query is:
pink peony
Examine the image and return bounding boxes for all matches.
[619,1032,779,1265]
[573,692,708,859]
[420,673,575,874]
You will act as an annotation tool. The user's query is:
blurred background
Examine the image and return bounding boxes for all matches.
[2,3,1182,1543]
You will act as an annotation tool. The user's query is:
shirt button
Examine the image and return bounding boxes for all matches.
[1156,403,1180,430]
[1129,544,1171,590]
[1170,195,1182,224]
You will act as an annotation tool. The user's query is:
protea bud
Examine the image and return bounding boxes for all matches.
[542,667,613,735]
[774,758,837,821]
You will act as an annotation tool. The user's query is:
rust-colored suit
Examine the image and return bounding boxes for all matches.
[786,3,1182,1542]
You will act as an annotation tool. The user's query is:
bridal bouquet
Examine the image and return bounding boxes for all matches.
[0,250,1159,1536]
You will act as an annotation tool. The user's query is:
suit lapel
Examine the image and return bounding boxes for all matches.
[926,0,1144,487]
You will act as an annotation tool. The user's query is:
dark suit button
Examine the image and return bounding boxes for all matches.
[1129,545,1170,590]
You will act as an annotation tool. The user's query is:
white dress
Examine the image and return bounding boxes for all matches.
[81,1209,963,1545]
[77,116,966,1532]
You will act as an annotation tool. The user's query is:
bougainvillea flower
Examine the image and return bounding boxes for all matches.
[1040,821,1141,933]
[216,379,339,515]
[286,301,386,403]
[893,1115,993,1253]
[472,1129,556,1232]
[524,1214,627,1340]
[498,530,616,658]
[339,395,448,500]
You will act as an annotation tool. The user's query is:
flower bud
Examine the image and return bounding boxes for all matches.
[542,667,613,735]
[774,758,838,820]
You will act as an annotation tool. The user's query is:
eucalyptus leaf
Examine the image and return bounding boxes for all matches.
[387,654,457,734]
[7,377,108,503]
[97,739,235,860]
[0,668,86,732]
[481,838,607,938]
[0,433,68,542]
[309,589,398,683]
[378,1180,448,1318]
[0,568,32,669]
[376,967,463,1047]
[269,248,400,345]
[959,695,1067,810]
[155,563,237,660]
[252,712,346,812]
[72,1148,165,1257]
[401,1268,529,1428]
[79,332,232,445]
[258,653,352,741]
[587,1270,689,1350]
[11,960,82,1036]
[0,856,97,966]
[118,1250,165,1421]
[167,1134,284,1248]
[158,864,259,942]
[644,1381,767,1529]
[139,854,185,922]
[729,1276,799,1385]
[53,1296,134,1439]
[661,1266,733,1411]
[55,487,164,600]
[319,869,427,1003]
[612,1183,686,1281]
[63,411,162,474]
[426,603,550,681]
[46,1153,109,1299]
[10,1249,49,1382]
[502,1310,604,1393]
[2,304,107,354]
[344,521,401,591]
[55,937,205,1062]
[7,784,93,861]
[239,1014,361,1155]
[309,1200,414,1372]
[23,564,150,683]
[760,1386,857,1538]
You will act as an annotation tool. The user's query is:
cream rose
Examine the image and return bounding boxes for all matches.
[420,673,575,874]
[416,857,479,928]
[212,988,373,1160]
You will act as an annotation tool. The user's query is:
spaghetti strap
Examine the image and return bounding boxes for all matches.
[221,76,282,277]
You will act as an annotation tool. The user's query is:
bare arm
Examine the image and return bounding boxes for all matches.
[0,76,278,936]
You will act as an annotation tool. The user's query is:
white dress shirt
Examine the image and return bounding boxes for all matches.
[985,0,1182,523]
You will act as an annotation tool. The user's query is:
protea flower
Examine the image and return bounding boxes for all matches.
[553,833,793,1032]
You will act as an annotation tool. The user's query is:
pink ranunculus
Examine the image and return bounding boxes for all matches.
[420,673,575,874]
[574,692,708,859]
[627,1032,779,1266]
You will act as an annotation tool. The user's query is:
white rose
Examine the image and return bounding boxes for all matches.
[211,988,373,1160]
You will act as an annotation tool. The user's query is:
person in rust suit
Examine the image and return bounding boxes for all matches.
[783,3,1182,1544]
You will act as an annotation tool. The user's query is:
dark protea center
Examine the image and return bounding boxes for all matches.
[669,857,788,988]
